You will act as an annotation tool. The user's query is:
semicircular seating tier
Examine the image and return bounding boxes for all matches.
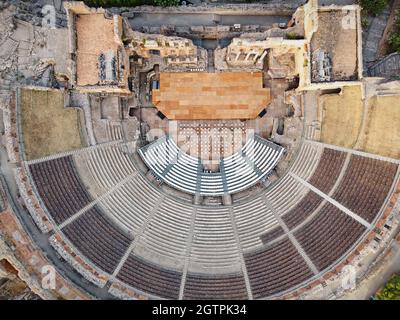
[24,139,400,300]
[138,134,285,196]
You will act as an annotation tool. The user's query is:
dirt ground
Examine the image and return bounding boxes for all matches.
[20,88,84,160]
[357,95,400,159]
[311,10,358,81]
[75,13,120,86]
[320,85,363,148]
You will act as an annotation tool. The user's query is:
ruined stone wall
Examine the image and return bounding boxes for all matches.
[108,2,300,16]
[0,207,93,300]
[124,27,199,61]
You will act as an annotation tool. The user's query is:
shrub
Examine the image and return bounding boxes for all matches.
[361,15,369,29]
[286,32,302,40]
[359,0,387,16]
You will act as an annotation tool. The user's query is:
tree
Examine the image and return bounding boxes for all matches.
[388,33,400,53]
[388,10,400,53]
[359,0,387,16]
[375,275,400,300]
[153,0,179,7]
[84,0,153,7]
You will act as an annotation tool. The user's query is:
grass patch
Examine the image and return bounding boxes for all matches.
[20,89,84,160]
[320,86,363,149]
[357,95,400,159]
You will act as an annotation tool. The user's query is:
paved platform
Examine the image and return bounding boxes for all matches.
[152,72,271,120]
[75,13,121,86]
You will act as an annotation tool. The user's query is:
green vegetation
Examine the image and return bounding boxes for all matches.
[388,10,400,53]
[359,0,387,16]
[84,0,180,7]
[375,274,400,300]
[361,15,370,29]
[286,32,302,40]
[389,33,400,53]
[154,0,179,6]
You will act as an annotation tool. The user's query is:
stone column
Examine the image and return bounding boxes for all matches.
[235,52,240,61]
[253,52,260,62]
[259,50,268,61]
